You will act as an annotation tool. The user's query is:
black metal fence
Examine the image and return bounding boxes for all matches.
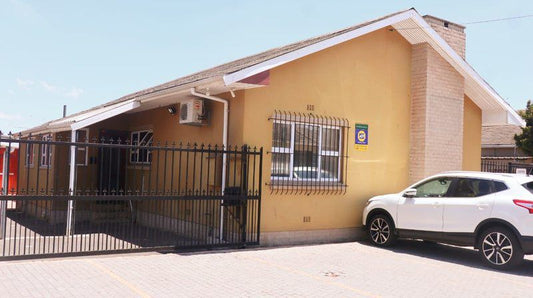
[480,159,510,173]
[0,135,263,258]
[481,159,533,174]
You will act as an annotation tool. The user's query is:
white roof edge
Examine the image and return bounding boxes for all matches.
[20,99,140,136]
[223,10,416,85]
[70,100,140,131]
[408,14,525,127]
[223,9,523,127]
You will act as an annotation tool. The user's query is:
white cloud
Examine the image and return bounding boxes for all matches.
[65,87,84,99]
[39,81,57,92]
[14,78,84,99]
[0,112,22,121]
[8,90,15,95]
[16,78,34,89]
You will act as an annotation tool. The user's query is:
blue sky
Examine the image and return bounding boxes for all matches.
[1,0,532,133]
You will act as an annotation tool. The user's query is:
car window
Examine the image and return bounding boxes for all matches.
[452,178,478,197]
[522,181,533,194]
[494,181,508,192]
[449,178,507,197]
[414,177,453,198]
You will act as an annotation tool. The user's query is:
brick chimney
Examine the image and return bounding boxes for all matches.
[409,15,467,183]
[423,15,466,59]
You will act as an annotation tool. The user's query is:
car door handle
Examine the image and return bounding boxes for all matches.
[433,202,440,208]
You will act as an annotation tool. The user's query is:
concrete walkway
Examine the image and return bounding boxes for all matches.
[1,241,532,297]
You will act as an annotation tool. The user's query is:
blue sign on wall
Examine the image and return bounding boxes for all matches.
[355,123,368,151]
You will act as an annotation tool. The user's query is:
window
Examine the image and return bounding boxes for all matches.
[25,143,34,167]
[40,135,52,168]
[130,130,153,164]
[522,181,533,194]
[271,119,344,182]
[450,178,508,197]
[414,177,453,197]
[75,129,89,166]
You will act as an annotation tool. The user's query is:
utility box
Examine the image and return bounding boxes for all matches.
[179,99,207,126]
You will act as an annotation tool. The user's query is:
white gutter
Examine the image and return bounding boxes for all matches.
[71,100,140,131]
[190,88,229,241]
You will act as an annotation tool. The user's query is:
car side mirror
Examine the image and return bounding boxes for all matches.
[403,188,417,198]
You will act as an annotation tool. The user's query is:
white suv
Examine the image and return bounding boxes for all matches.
[362,171,533,269]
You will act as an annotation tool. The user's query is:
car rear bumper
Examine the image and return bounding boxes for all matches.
[520,236,533,254]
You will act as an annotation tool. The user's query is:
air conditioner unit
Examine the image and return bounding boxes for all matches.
[179,99,207,125]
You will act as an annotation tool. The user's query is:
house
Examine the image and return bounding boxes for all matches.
[482,124,528,158]
[481,124,531,173]
[3,8,524,248]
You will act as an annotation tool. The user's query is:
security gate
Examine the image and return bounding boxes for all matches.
[0,136,262,259]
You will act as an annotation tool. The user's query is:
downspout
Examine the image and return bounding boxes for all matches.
[190,88,229,241]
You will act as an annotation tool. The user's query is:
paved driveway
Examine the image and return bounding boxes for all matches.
[1,240,532,297]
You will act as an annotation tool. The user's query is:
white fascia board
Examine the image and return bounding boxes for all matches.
[223,10,417,86]
[409,13,525,127]
[222,9,523,127]
[70,100,140,131]
[481,144,515,149]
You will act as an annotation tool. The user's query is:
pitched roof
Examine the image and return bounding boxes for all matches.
[91,9,414,108]
[20,8,524,135]
[482,125,522,147]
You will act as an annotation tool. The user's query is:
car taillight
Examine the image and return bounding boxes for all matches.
[513,200,533,214]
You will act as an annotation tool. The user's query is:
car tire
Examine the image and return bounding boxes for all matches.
[368,214,397,247]
[478,227,524,270]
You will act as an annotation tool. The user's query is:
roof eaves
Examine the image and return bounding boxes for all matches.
[408,13,525,127]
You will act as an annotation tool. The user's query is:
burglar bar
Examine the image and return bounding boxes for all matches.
[268,111,349,195]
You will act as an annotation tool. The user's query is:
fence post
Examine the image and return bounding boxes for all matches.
[0,148,8,239]
[240,145,248,245]
[66,130,77,236]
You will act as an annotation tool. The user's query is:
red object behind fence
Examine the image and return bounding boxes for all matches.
[0,147,18,193]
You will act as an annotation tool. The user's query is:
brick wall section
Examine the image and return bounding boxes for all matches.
[409,43,465,183]
[423,15,466,59]
[409,43,428,182]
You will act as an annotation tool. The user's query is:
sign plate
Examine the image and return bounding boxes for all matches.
[355,123,368,151]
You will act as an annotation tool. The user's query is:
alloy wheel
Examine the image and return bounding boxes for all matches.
[370,217,390,245]
[481,232,513,266]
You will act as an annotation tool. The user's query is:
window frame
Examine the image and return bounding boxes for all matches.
[39,135,52,168]
[75,129,89,166]
[130,130,153,165]
[25,143,34,168]
[412,177,454,198]
[447,178,508,198]
[271,120,343,182]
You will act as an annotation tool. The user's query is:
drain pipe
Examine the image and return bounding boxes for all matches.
[190,88,229,241]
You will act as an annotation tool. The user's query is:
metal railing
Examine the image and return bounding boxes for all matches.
[480,159,510,173]
[0,135,263,258]
[481,159,533,175]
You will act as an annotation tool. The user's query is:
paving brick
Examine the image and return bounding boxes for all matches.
[1,242,532,297]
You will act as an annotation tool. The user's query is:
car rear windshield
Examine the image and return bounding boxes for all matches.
[522,181,533,194]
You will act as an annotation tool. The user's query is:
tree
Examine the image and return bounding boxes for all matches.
[514,100,533,155]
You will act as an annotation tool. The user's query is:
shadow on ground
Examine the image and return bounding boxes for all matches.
[359,239,533,277]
